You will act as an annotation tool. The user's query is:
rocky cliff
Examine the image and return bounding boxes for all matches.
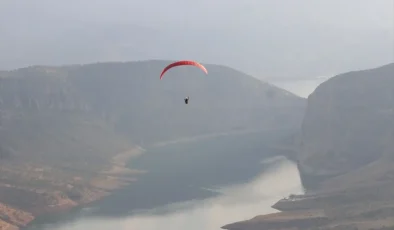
[298,62,394,190]
[223,62,394,230]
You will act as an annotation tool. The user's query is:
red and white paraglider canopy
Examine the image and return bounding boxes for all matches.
[160,60,208,79]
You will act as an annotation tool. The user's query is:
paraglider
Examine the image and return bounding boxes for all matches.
[160,60,208,105]
[160,60,208,79]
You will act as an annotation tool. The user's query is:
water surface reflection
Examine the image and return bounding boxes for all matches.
[39,157,303,230]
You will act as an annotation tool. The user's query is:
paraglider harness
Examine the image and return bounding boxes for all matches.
[184,97,189,104]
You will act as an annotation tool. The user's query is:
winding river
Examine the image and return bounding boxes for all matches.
[27,131,304,230]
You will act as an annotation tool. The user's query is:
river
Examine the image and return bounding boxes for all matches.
[26,131,304,230]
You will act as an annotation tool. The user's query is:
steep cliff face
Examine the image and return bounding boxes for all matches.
[298,63,394,189]
[223,63,394,230]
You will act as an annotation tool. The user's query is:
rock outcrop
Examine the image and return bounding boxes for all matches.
[222,210,329,230]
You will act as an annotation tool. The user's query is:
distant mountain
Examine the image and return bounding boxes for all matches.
[0,61,305,145]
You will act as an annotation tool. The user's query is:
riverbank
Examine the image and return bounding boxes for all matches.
[22,131,260,230]
[92,146,146,191]
[27,155,303,230]
[222,182,394,229]
[0,146,145,230]
[19,131,251,229]
[15,128,300,230]
[22,129,301,230]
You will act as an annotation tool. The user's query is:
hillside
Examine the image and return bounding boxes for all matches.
[223,63,394,230]
[0,61,305,144]
[298,62,394,190]
[0,61,305,229]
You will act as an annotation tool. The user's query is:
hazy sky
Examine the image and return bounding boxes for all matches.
[2,0,392,29]
[1,0,393,79]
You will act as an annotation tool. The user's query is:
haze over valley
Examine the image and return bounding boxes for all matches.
[0,0,393,229]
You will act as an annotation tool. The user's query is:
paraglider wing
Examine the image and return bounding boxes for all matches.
[160,60,208,79]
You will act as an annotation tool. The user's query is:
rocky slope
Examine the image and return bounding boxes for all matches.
[0,61,305,229]
[223,62,394,230]
[298,62,394,190]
